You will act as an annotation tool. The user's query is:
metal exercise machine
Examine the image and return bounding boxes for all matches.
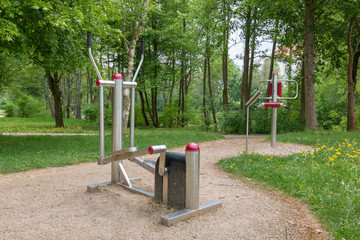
[246,72,298,152]
[86,31,221,226]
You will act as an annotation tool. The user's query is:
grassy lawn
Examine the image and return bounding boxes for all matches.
[0,117,223,174]
[0,117,99,134]
[218,131,360,239]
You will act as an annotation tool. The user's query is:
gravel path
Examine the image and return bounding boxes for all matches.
[0,136,327,240]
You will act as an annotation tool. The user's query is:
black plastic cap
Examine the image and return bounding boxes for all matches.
[141,40,144,55]
[87,31,92,48]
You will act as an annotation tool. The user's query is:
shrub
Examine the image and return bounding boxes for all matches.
[82,104,98,121]
[3,102,19,117]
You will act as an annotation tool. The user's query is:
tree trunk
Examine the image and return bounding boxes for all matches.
[87,69,94,103]
[46,84,55,118]
[203,57,209,125]
[138,90,150,126]
[47,72,64,128]
[303,0,318,130]
[66,74,72,118]
[208,58,216,124]
[144,91,156,127]
[75,68,81,119]
[122,0,151,133]
[62,76,66,118]
[222,29,229,108]
[240,6,251,109]
[169,51,176,104]
[151,87,159,127]
[346,17,358,131]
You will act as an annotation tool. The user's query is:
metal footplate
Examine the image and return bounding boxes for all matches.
[161,200,222,226]
[118,184,154,198]
[87,176,142,193]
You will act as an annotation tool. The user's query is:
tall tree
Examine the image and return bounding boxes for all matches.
[303,0,318,130]
[120,0,151,132]
[2,0,96,127]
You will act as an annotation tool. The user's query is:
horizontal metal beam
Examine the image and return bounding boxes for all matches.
[102,148,150,165]
[96,80,138,88]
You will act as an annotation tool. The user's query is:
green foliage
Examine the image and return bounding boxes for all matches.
[3,93,49,118]
[3,101,18,117]
[16,95,48,118]
[159,102,180,127]
[218,131,360,239]
[82,104,98,121]
[218,110,246,134]
[218,104,305,134]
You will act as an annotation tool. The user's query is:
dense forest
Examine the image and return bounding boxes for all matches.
[0,0,359,133]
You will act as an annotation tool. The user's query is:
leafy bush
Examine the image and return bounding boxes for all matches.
[218,104,305,134]
[16,95,36,117]
[4,94,48,118]
[219,110,246,134]
[159,102,180,127]
[3,102,19,117]
[104,108,112,127]
[82,104,98,121]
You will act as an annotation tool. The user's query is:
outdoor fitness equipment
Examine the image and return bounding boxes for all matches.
[246,72,298,152]
[86,32,221,226]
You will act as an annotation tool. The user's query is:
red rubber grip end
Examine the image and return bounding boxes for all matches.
[186,143,200,152]
[112,73,123,79]
[96,80,100,87]
[148,146,154,154]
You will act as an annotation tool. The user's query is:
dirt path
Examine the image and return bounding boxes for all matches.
[0,136,327,240]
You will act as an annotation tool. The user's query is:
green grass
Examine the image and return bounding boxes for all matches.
[0,118,223,174]
[218,130,360,239]
[0,117,99,133]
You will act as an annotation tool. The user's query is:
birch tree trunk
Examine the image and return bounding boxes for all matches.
[121,0,151,133]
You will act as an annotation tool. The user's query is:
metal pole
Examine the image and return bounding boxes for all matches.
[112,74,123,182]
[130,88,135,148]
[185,143,200,210]
[246,106,249,154]
[271,73,278,147]
[99,86,105,161]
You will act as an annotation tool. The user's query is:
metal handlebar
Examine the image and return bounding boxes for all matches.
[258,79,298,100]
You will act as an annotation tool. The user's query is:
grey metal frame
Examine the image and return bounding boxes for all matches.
[86,32,221,226]
[256,74,298,147]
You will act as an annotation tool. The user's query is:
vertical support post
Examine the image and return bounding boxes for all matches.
[185,143,200,210]
[271,73,278,147]
[112,73,123,183]
[130,87,135,148]
[246,106,250,154]
[99,86,105,161]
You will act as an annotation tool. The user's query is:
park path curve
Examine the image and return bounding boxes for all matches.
[0,136,327,240]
